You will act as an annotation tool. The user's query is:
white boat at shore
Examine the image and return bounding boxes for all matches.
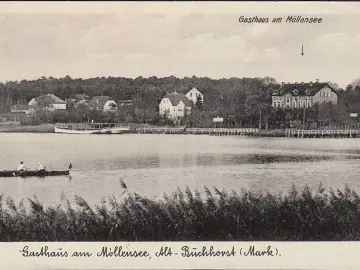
[55,123,131,134]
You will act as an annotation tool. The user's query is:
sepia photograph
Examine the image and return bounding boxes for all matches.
[0,1,360,247]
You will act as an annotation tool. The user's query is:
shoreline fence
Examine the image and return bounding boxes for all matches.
[136,127,259,135]
[285,128,360,138]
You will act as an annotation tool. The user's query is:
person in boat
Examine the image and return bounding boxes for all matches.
[17,161,26,172]
[36,162,45,172]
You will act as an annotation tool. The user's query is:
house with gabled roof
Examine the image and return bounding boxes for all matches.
[272,79,338,108]
[28,94,67,110]
[159,91,192,121]
[186,87,204,106]
[88,96,117,112]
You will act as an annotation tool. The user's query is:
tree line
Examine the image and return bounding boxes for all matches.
[1,75,360,128]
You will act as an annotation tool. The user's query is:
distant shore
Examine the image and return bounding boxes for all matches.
[0,124,358,138]
[0,124,281,136]
[0,123,56,133]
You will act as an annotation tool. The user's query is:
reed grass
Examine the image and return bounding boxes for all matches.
[0,182,360,241]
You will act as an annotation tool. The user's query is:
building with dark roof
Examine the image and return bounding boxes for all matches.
[159,91,192,121]
[272,80,338,108]
[88,96,117,112]
[28,94,67,110]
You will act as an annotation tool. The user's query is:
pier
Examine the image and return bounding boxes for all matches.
[285,129,360,138]
[136,127,259,136]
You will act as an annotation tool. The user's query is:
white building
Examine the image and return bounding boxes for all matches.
[159,92,192,121]
[29,94,67,110]
[186,87,204,105]
[272,80,338,109]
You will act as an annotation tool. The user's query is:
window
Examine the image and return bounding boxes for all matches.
[327,91,331,97]
[286,96,290,103]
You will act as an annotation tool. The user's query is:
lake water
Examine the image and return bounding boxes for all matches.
[1,133,360,206]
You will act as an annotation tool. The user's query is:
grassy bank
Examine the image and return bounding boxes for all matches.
[0,183,359,241]
[0,124,55,133]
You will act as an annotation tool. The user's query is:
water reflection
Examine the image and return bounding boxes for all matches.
[83,153,342,171]
[1,134,360,206]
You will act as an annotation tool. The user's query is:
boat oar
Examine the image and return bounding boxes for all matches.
[16,168,28,177]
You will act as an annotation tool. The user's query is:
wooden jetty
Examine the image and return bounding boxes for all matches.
[136,127,259,136]
[285,129,360,138]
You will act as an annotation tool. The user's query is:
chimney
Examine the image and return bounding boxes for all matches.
[301,82,304,85]
[316,79,319,83]
[281,82,285,86]
[309,81,313,87]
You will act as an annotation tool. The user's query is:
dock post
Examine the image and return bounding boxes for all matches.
[350,129,352,138]
[302,129,304,138]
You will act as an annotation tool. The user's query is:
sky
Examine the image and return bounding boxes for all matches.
[0,2,360,88]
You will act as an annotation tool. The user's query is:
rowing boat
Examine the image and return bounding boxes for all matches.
[1,163,73,178]
[0,170,70,177]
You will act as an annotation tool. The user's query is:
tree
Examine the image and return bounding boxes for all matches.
[75,103,90,122]
[31,96,54,122]
[195,95,203,110]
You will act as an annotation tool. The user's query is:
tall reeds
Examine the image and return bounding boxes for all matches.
[0,183,360,241]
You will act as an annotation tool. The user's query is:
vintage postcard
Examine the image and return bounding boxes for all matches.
[0,1,359,269]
